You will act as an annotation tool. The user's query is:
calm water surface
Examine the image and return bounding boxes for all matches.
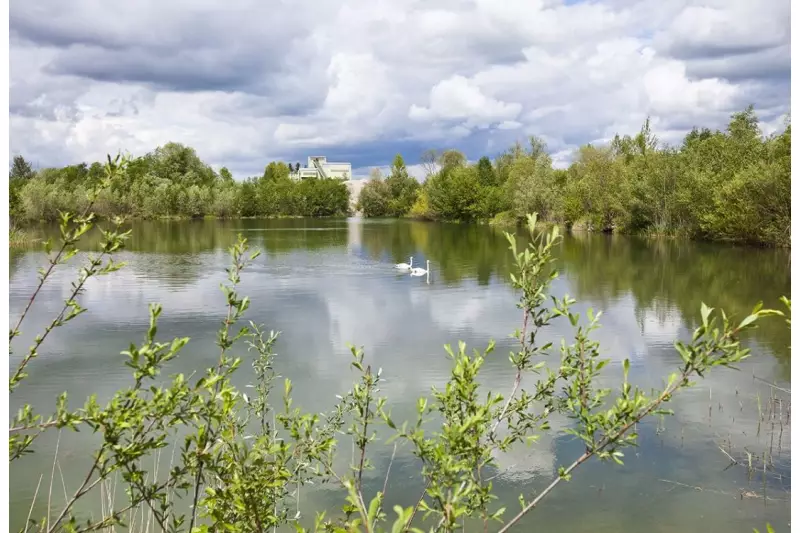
[9,218,791,532]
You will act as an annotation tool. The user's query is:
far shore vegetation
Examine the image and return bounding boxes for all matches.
[9,105,790,247]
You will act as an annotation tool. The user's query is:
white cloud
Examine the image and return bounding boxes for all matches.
[643,61,739,114]
[409,75,523,127]
[9,0,790,176]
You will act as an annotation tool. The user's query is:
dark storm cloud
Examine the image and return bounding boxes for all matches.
[10,0,318,94]
[666,41,785,61]
[10,14,130,50]
[44,46,274,93]
[684,45,790,83]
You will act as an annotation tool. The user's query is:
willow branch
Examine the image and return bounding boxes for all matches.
[9,199,99,343]
[497,368,691,533]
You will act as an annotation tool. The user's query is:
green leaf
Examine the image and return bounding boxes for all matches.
[367,493,382,523]
[737,314,758,330]
[700,302,713,326]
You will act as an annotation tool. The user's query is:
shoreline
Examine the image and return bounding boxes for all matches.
[10,216,790,250]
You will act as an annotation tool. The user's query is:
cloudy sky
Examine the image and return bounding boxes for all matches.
[9,0,791,179]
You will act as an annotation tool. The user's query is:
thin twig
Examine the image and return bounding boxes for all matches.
[752,375,791,394]
[25,474,44,533]
[10,200,97,343]
[47,456,101,533]
[498,366,692,533]
[357,365,373,494]
[382,443,397,498]
[497,452,591,533]
[11,246,116,390]
[490,309,529,438]
[658,479,788,502]
[718,445,738,465]
[57,459,68,507]
[47,430,62,531]
[404,476,432,532]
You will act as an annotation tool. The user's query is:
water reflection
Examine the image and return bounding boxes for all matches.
[21,218,790,372]
[9,218,791,532]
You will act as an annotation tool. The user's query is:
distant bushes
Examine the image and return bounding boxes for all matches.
[359,106,790,247]
[9,144,351,221]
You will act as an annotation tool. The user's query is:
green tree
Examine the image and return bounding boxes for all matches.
[427,165,482,220]
[565,145,630,231]
[10,155,34,182]
[297,177,350,216]
[385,154,420,216]
[9,155,35,220]
[476,156,497,187]
[7,106,790,246]
[219,166,234,183]
[357,178,391,217]
[238,178,260,217]
[263,161,291,182]
[151,142,217,189]
[505,137,559,222]
[439,149,467,175]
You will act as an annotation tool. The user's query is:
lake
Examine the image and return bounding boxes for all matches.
[9,218,791,532]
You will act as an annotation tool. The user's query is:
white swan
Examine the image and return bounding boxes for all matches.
[395,256,413,270]
[410,260,429,277]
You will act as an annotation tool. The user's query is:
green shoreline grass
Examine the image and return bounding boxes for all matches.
[9,226,39,248]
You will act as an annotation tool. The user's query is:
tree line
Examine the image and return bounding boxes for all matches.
[9,145,351,221]
[9,105,790,246]
[358,106,790,247]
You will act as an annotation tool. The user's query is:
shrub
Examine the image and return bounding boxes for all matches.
[408,187,433,220]
[357,178,391,217]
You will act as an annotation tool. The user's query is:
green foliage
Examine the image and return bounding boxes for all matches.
[356,155,421,218]
[427,166,483,220]
[297,177,351,216]
[10,157,788,532]
[11,144,351,221]
[438,149,467,175]
[12,105,787,244]
[9,224,38,248]
[476,156,497,187]
[10,155,35,219]
[410,107,789,245]
[386,154,421,216]
[10,154,35,181]
[408,187,433,220]
[505,138,559,222]
[263,161,291,182]
[567,145,631,231]
[357,178,392,217]
[219,167,234,183]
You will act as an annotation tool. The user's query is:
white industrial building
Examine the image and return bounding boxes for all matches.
[291,156,352,181]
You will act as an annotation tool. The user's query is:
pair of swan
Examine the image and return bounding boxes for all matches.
[394,257,429,276]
